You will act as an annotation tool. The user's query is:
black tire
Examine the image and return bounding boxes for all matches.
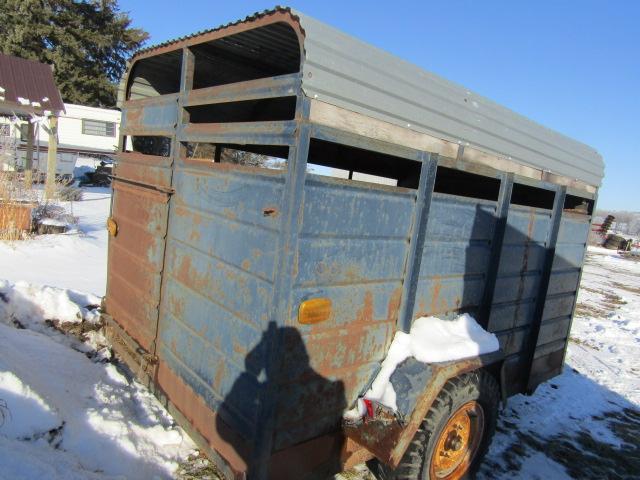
[375,370,500,480]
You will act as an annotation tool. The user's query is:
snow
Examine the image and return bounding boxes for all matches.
[0,370,60,440]
[40,218,67,227]
[0,187,110,296]
[0,322,194,479]
[356,314,499,412]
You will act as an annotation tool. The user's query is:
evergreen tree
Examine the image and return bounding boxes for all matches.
[0,0,148,107]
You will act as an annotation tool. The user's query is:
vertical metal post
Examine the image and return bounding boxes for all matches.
[24,121,34,188]
[44,114,58,200]
[151,46,195,358]
[251,97,311,478]
[524,185,566,391]
[478,173,514,328]
[397,153,438,333]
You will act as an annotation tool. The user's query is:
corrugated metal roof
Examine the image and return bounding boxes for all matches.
[134,7,297,57]
[0,53,65,115]
[130,7,604,186]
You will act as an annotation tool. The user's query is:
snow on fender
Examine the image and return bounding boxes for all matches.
[344,314,499,419]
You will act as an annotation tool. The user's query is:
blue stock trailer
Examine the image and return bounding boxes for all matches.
[102,7,603,480]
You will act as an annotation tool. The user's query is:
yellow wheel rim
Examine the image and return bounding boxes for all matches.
[430,401,485,479]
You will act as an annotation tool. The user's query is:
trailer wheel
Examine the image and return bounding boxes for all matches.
[376,370,500,480]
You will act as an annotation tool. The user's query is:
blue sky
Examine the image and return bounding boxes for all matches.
[118,0,639,211]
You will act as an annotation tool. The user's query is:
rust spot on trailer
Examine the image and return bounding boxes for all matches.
[431,278,442,314]
[233,341,247,356]
[356,291,374,323]
[213,363,226,392]
[223,208,237,221]
[125,107,143,128]
[387,287,403,321]
[170,295,185,319]
[262,206,279,217]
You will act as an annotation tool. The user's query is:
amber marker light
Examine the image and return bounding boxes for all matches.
[298,298,332,324]
[107,217,118,237]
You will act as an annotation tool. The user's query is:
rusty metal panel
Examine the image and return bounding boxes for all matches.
[106,165,171,351]
[121,96,179,136]
[275,174,416,450]
[155,160,287,446]
[115,152,173,189]
[413,194,496,318]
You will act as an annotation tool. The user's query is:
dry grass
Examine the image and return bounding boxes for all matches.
[0,170,78,241]
[0,170,38,240]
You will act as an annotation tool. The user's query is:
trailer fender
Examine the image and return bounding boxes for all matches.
[343,350,504,469]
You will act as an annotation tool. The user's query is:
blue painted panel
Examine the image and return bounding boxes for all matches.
[553,243,587,271]
[280,175,415,450]
[296,237,408,286]
[292,282,403,329]
[493,273,541,304]
[547,269,581,295]
[159,344,260,441]
[156,165,285,447]
[420,241,491,277]
[537,316,572,346]
[557,217,590,244]
[174,165,286,231]
[495,327,529,355]
[302,177,415,238]
[497,244,547,275]
[413,195,497,319]
[503,208,551,244]
[164,241,274,327]
[542,293,576,321]
[425,195,496,241]
[284,319,394,376]
[170,203,278,282]
[487,299,537,332]
[161,276,264,373]
[414,275,485,315]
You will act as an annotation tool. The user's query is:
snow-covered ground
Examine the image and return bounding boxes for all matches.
[477,247,640,479]
[0,188,638,479]
[0,188,109,296]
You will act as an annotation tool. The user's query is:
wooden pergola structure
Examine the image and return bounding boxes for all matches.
[0,53,65,198]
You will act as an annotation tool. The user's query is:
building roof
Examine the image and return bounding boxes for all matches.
[0,53,65,116]
[129,7,604,187]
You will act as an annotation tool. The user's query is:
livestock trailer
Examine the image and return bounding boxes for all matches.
[102,7,604,480]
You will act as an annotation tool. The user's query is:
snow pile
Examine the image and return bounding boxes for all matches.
[349,314,499,415]
[0,279,100,330]
[0,371,61,440]
[0,323,195,479]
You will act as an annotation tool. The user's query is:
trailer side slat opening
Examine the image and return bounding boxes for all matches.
[433,166,501,201]
[306,138,421,189]
[510,182,556,210]
[185,97,297,124]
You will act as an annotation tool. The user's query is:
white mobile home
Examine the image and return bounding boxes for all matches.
[1,103,120,181]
